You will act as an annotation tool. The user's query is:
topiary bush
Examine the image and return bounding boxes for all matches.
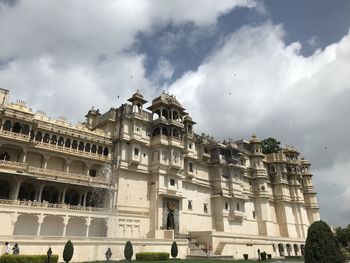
[267,253,272,259]
[171,241,178,259]
[260,251,266,261]
[305,220,344,263]
[0,254,58,263]
[243,253,248,260]
[124,241,133,262]
[135,252,169,261]
[63,240,74,263]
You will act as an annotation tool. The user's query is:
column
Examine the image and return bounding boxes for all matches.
[37,183,45,202]
[64,159,71,173]
[21,150,27,163]
[10,212,18,235]
[86,163,91,176]
[62,215,69,237]
[83,191,88,207]
[12,178,23,200]
[61,187,67,204]
[42,156,49,169]
[36,214,45,236]
[85,217,91,237]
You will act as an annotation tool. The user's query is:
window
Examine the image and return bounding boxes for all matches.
[225,202,229,210]
[204,147,208,154]
[253,211,256,218]
[204,203,208,213]
[189,162,193,173]
[237,203,240,211]
[170,179,175,186]
[134,148,139,156]
[188,143,192,149]
[89,169,97,177]
[188,200,193,210]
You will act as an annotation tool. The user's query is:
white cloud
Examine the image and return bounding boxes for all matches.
[0,0,257,121]
[169,23,350,226]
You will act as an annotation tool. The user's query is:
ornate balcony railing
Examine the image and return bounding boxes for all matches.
[0,129,30,142]
[0,160,27,171]
[34,141,110,161]
[0,199,113,214]
[27,166,110,186]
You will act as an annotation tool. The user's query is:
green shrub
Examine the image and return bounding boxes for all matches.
[63,240,74,263]
[171,241,178,259]
[305,220,344,263]
[243,253,248,260]
[135,252,169,261]
[124,241,133,261]
[260,251,266,261]
[267,253,272,259]
[0,254,58,263]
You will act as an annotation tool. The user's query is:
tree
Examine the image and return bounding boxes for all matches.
[171,241,178,259]
[261,137,282,154]
[63,240,74,263]
[124,241,133,262]
[305,220,343,263]
[335,225,350,247]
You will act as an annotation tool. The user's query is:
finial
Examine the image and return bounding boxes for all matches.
[252,132,257,139]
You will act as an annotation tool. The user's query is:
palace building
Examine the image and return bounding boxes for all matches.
[0,88,319,260]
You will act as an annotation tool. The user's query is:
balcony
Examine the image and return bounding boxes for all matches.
[27,166,111,187]
[34,141,110,161]
[0,199,113,214]
[228,210,245,222]
[0,129,30,142]
[0,160,26,172]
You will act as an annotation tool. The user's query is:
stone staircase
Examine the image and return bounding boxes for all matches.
[188,238,208,257]
[214,242,225,255]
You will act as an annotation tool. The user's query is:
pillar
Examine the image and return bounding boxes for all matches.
[86,163,91,176]
[21,150,27,163]
[12,178,23,200]
[37,183,45,202]
[61,188,67,204]
[36,214,45,236]
[10,212,18,236]
[64,159,71,173]
[62,215,69,237]
[42,156,49,169]
[83,191,88,207]
[85,217,91,237]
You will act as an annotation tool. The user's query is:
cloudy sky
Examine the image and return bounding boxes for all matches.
[1,0,350,227]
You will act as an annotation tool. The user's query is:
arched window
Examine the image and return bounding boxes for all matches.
[162,127,168,136]
[270,165,276,173]
[161,109,168,119]
[103,147,109,156]
[12,122,21,133]
[225,202,228,210]
[91,145,97,153]
[172,129,179,138]
[85,143,91,152]
[78,142,84,151]
[43,133,50,143]
[58,137,64,146]
[65,138,71,148]
[153,110,161,120]
[72,140,78,149]
[237,203,240,211]
[152,127,160,137]
[2,120,11,131]
[35,131,42,142]
[97,146,103,155]
[21,124,30,135]
[50,135,57,145]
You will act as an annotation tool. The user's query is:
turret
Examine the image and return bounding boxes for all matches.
[85,106,100,130]
[0,88,9,107]
[127,90,147,113]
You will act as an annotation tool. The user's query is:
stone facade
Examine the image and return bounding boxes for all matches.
[0,88,319,260]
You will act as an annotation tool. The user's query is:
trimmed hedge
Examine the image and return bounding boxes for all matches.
[135,252,170,261]
[0,254,59,263]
